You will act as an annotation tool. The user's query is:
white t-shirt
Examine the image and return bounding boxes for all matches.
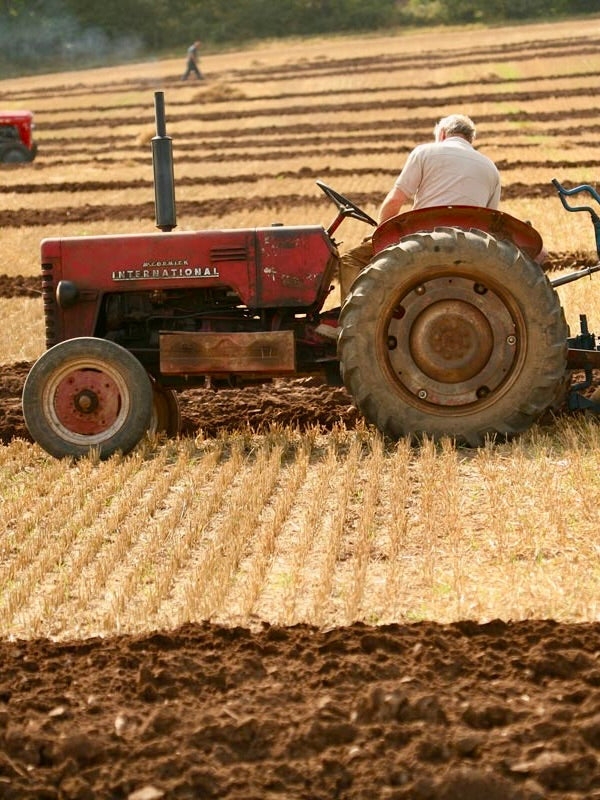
[395,136,501,210]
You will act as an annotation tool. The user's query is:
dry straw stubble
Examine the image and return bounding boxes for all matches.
[1,17,600,636]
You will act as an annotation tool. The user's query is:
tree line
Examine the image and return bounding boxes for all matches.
[0,0,597,76]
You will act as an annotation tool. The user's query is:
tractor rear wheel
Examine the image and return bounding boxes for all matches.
[338,227,568,445]
[23,337,153,458]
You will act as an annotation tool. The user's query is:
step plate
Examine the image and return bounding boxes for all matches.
[160,330,296,375]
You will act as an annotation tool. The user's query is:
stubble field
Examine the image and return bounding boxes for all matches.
[2,16,600,800]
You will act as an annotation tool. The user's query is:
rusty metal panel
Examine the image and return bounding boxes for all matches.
[567,348,600,369]
[160,330,296,375]
[255,226,336,307]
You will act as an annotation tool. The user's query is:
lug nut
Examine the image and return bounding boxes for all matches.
[507,335,517,346]
[418,389,427,399]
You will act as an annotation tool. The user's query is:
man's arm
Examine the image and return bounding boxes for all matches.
[489,175,501,210]
[378,185,410,224]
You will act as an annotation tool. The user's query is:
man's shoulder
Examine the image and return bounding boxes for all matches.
[445,138,498,169]
[412,141,437,155]
[471,146,500,172]
[413,140,462,158]
[405,141,435,162]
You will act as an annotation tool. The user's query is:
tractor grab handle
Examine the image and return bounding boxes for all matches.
[553,177,600,260]
[552,178,600,218]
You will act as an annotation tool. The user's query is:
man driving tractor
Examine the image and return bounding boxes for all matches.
[339,114,502,298]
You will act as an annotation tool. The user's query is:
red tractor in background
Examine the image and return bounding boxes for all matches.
[22,93,600,458]
[0,110,37,162]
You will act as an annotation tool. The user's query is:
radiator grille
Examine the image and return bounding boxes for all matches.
[41,263,56,348]
[210,247,248,263]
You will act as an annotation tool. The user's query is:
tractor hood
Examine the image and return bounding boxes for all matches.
[41,225,339,342]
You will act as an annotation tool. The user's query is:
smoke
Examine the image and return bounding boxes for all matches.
[0,1,142,77]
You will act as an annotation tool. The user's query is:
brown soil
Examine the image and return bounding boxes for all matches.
[0,275,41,298]
[0,181,590,227]
[177,380,359,438]
[32,85,600,133]
[2,619,600,799]
[0,361,32,444]
[18,121,600,160]
[8,160,600,196]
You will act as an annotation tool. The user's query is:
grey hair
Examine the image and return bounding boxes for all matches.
[434,114,476,143]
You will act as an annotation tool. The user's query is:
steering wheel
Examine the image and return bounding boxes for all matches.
[317,180,378,227]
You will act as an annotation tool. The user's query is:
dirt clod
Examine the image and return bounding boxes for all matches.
[1,620,600,798]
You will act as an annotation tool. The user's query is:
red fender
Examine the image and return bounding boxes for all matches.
[373,205,543,260]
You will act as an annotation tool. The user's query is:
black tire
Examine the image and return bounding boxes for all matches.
[338,227,568,445]
[149,382,181,437]
[22,337,153,458]
[2,144,30,163]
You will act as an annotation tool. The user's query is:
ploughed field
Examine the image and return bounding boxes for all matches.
[2,17,600,800]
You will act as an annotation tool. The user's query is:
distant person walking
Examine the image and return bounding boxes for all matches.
[182,41,203,80]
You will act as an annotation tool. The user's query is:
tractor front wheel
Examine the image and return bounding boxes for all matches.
[338,227,568,445]
[2,144,30,163]
[23,337,153,458]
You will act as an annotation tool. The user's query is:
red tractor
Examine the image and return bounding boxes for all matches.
[0,110,37,163]
[22,93,600,458]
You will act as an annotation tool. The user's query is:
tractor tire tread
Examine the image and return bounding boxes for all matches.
[338,227,568,444]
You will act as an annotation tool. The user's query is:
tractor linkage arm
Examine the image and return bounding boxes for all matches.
[550,263,600,289]
[551,179,600,412]
[565,314,600,412]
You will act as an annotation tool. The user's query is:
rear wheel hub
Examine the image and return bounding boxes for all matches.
[409,298,494,383]
[74,389,99,414]
[386,276,520,407]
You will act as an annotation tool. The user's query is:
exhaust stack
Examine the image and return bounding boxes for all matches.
[152,91,176,232]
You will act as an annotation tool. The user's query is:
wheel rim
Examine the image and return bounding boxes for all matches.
[382,274,525,410]
[42,357,132,445]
